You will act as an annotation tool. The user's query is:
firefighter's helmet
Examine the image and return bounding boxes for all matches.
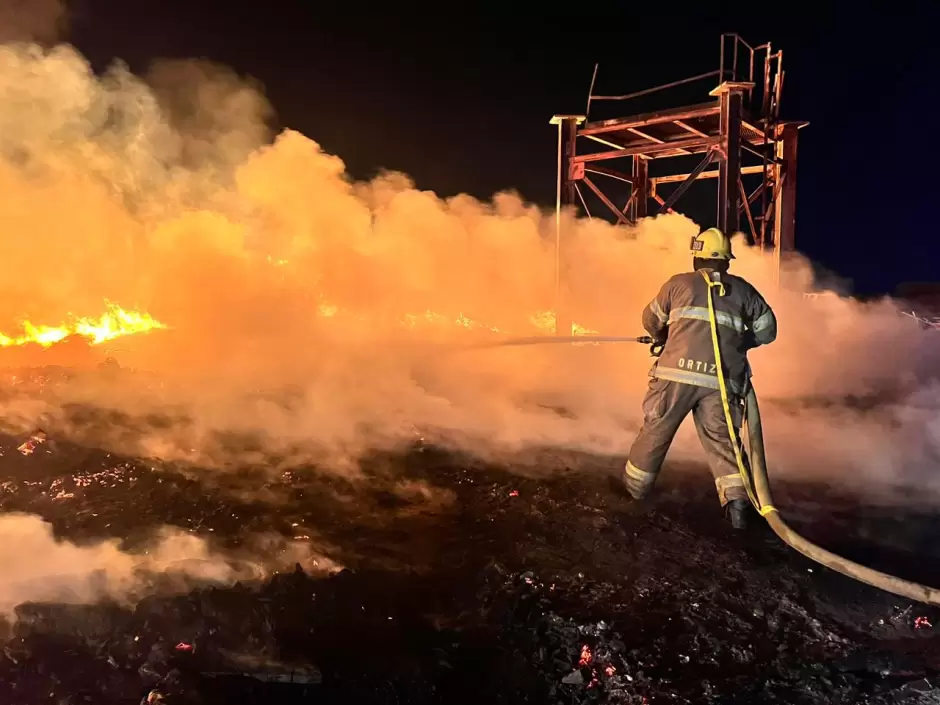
[690,227,735,260]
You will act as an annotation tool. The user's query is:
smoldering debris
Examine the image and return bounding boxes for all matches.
[16,428,46,455]
[0,447,939,704]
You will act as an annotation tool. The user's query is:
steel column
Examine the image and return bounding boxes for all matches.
[711,82,752,234]
[561,118,579,211]
[774,122,799,254]
[631,157,648,222]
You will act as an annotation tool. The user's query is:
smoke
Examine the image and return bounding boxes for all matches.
[0,512,339,616]
[0,0,67,45]
[0,40,937,506]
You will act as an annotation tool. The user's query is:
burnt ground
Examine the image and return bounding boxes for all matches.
[1,383,940,702]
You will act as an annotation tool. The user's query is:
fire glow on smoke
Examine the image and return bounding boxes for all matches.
[316,297,599,337]
[0,297,599,353]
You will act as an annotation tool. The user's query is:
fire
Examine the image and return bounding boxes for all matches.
[0,296,597,352]
[0,303,166,348]
[530,310,600,336]
[312,299,600,337]
[403,310,501,333]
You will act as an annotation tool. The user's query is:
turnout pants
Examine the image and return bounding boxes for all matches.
[625,377,748,506]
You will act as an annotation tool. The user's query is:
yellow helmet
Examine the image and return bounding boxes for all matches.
[690,227,734,260]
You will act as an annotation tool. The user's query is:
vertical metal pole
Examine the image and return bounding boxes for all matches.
[731,36,739,82]
[553,121,563,329]
[762,46,772,118]
[549,115,584,336]
[557,119,579,336]
[630,157,648,222]
[773,123,799,281]
[773,52,784,120]
[720,34,726,80]
[716,85,743,234]
[586,63,599,119]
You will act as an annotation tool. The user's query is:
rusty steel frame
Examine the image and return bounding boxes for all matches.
[658,148,716,215]
[551,34,807,291]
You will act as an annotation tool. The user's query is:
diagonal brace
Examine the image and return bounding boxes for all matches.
[582,176,630,225]
[657,149,715,215]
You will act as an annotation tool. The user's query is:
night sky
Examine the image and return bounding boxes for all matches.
[68,1,933,295]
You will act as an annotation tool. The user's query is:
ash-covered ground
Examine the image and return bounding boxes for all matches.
[0,373,939,704]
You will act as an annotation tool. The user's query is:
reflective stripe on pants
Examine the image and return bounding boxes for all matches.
[625,377,749,506]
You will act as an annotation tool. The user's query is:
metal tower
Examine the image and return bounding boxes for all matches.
[550,34,806,329]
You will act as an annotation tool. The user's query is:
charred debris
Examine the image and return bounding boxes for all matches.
[0,373,938,703]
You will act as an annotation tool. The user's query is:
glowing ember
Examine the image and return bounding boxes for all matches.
[578,644,593,666]
[317,302,339,317]
[531,310,599,336]
[0,303,166,348]
[310,296,599,337]
[572,321,600,336]
[530,310,556,332]
[914,616,932,629]
[17,430,47,456]
[403,309,500,332]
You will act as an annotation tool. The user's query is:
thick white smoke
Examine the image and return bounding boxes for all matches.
[0,34,934,623]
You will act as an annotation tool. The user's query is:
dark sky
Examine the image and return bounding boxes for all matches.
[69,1,934,295]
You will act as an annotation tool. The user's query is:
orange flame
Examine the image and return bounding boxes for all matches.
[1,295,595,352]
[0,303,167,348]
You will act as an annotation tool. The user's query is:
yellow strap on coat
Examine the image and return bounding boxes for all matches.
[699,270,762,510]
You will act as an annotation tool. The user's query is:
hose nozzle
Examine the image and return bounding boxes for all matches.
[635,335,664,356]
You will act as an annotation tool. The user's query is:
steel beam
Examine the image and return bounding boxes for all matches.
[582,134,630,151]
[562,118,579,209]
[739,176,758,244]
[631,157,649,221]
[652,164,764,185]
[582,177,630,225]
[573,183,592,218]
[740,181,764,210]
[651,192,673,213]
[673,119,709,138]
[621,189,638,219]
[657,149,715,215]
[584,165,634,184]
[573,136,716,164]
[581,103,718,136]
[711,82,752,234]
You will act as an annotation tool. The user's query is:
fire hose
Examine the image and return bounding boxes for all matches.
[470,301,940,605]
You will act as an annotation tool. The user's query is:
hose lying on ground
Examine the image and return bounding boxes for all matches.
[700,271,940,606]
[742,384,940,604]
[470,318,940,605]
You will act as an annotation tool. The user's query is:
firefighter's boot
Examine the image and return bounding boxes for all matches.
[726,498,750,530]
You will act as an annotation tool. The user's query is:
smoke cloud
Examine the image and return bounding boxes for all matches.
[0,512,339,616]
[0,40,936,511]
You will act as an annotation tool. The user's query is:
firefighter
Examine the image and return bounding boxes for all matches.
[623,227,777,529]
